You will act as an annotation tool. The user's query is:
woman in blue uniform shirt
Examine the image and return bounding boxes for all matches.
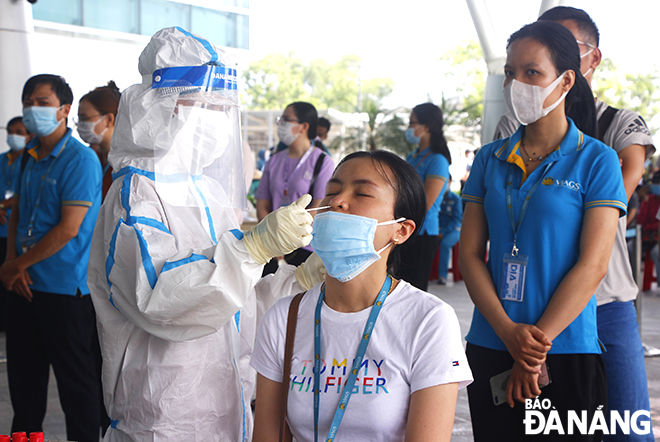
[400,103,451,291]
[460,21,627,441]
[0,117,32,331]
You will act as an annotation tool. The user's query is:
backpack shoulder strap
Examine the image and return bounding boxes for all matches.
[307,153,326,196]
[20,149,31,173]
[597,105,619,142]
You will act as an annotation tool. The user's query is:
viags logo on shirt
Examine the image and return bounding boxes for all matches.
[542,177,581,192]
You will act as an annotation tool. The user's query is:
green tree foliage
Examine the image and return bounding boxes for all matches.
[593,58,660,134]
[243,53,394,113]
[328,103,411,155]
[243,52,310,110]
[435,42,660,136]
[438,40,486,128]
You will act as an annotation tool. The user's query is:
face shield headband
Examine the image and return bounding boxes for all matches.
[146,64,245,211]
[151,64,238,96]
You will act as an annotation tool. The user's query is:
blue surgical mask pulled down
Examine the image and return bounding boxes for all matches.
[311,211,405,282]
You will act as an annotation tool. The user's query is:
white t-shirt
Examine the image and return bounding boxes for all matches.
[251,280,473,442]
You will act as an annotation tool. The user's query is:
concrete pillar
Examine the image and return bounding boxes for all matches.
[539,0,570,16]
[0,0,34,146]
[465,0,507,142]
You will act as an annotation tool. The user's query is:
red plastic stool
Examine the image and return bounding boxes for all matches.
[643,249,656,291]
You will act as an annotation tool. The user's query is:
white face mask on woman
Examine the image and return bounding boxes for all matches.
[503,71,568,125]
[77,115,108,145]
[277,121,300,146]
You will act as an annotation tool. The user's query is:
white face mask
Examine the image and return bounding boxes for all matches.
[170,106,230,174]
[503,72,568,125]
[277,121,300,146]
[77,115,108,145]
[576,40,595,59]
[576,40,595,77]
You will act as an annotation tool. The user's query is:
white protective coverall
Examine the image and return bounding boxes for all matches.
[88,27,309,442]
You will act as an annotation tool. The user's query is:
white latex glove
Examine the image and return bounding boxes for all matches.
[244,194,313,265]
[295,252,326,290]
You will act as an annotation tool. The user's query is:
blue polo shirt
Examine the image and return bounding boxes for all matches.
[439,190,462,237]
[406,148,449,235]
[0,152,22,238]
[462,119,627,354]
[16,128,102,295]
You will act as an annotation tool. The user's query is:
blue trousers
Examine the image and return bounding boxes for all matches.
[598,301,654,441]
[437,230,460,279]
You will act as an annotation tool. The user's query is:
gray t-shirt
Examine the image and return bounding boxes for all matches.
[492,100,655,304]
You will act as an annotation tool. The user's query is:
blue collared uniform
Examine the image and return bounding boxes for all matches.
[406,148,449,235]
[462,119,627,354]
[439,191,462,237]
[0,152,22,238]
[16,128,102,295]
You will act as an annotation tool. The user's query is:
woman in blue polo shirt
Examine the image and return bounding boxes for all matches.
[400,103,451,291]
[460,21,627,441]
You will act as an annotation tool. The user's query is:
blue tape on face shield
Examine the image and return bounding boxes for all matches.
[310,211,405,282]
[151,65,238,95]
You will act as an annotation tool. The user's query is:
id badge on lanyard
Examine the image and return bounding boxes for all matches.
[500,161,553,302]
[500,253,528,302]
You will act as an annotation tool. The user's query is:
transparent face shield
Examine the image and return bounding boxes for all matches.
[150,64,246,210]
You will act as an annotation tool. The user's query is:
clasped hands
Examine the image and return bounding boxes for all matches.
[0,257,33,301]
[501,323,552,408]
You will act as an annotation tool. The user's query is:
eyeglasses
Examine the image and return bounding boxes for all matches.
[74,114,105,125]
[276,115,300,125]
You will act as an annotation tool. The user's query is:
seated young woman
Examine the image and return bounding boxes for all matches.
[250,150,473,442]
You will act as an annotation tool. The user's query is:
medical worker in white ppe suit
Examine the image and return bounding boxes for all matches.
[87,27,324,442]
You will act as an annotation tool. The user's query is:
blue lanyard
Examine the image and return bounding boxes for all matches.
[409,148,431,169]
[505,161,554,256]
[25,139,69,237]
[283,143,314,196]
[313,275,393,442]
[103,162,111,176]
